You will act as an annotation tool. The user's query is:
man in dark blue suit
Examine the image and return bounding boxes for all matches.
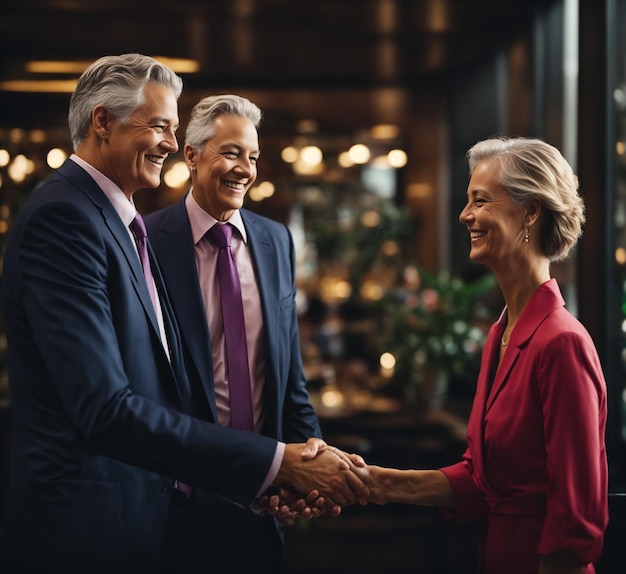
[145,94,334,573]
[1,55,367,574]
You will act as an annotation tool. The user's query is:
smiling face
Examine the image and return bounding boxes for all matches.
[459,159,528,271]
[187,114,259,221]
[98,82,179,197]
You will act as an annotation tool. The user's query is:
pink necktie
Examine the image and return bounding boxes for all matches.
[129,213,159,316]
[206,223,254,432]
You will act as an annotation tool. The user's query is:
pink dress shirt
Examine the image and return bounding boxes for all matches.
[185,191,266,431]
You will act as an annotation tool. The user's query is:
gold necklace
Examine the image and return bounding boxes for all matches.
[501,328,509,348]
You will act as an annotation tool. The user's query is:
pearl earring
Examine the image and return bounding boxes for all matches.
[524,228,529,243]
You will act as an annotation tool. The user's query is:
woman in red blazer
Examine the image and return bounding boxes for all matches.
[363,137,608,574]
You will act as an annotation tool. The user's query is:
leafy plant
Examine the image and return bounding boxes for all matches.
[378,267,498,405]
[308,195,413,295]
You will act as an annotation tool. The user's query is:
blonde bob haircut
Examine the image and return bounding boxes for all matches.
[467,136,585,262]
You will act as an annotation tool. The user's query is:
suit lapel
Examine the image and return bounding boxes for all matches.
[242,210,280,392]
[106,214,164,337]
[59,160,164,342]
[150,200,218,420]
[242,210,283,437]
[146,243,192,410]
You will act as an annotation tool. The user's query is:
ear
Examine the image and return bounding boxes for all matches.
[92,105,110,139]
[524,199,542,228]
[184,144,196,172]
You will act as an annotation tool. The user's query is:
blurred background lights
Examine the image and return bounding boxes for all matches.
[8,154,34,183]
[388,148,408,168]
[320,276,352,302]
[348,143,371,164]
[338,151,355,168]
[299,145,323,167]
[380,239,400,257]
[0,149,9,167]
[360,279,384,301]
[163,161,190,188]
[281,145,299,163]
[296,119,319,134]
[321,386,345,409]
[361,209,380,227]
[370,124,400,140]
[46,148,67,169]
[379,351,396,378]
[293,145,324,175]
[29,129,47,144]
[379,352,396,369]
[248,180,275,202]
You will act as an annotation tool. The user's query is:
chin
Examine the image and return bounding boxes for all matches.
[228,199,244,210]
[468,251,484,264]
[139,176,160,190]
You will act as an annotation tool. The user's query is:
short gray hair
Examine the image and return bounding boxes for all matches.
[68,53,183,150]
[467,137,585,262]
[185,94,262,152]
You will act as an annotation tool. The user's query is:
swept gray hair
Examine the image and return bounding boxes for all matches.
[185,94,262,152]
[68,53,183,150]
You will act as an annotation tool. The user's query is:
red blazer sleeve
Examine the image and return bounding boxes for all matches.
[536,329,608,564]
[439,451,488,523]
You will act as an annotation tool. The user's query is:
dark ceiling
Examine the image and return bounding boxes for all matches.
[0,0,556,133]
[0,0,556,86]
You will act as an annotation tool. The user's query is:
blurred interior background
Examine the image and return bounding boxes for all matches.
[0,0,625,572]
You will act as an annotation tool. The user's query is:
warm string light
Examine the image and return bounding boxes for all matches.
[280,138,407,173]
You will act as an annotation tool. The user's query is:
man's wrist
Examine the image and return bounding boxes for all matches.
[257,441,285,497]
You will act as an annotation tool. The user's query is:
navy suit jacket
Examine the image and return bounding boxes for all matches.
[1,160,278,573]
[145,197,321,443]
[144,197,322,569]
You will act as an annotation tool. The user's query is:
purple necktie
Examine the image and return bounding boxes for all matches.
[131,213,192,498]
[206,223,254,432]
[129,213,160,316]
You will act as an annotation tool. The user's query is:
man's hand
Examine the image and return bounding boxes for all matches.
[273,440,370,510]
[255,487,336,522]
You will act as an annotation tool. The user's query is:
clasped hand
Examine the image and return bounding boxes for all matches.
[256,439,369,522]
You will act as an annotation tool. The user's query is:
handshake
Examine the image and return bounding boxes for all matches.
[256,438,374,522]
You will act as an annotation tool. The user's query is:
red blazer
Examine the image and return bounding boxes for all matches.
[440,279,608,574]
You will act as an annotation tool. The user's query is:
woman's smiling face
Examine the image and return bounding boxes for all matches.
[459,159,527,269]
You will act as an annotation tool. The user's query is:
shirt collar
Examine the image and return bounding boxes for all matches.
[70,154,138,226]
[185,190,248,245]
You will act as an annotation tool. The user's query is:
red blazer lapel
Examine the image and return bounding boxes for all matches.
[485,279,565,414]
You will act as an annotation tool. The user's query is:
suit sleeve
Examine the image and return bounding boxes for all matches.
[11,200,277,507]
[536,331,608,564]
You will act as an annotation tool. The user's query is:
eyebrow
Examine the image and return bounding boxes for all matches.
[151,116,178,128]
[218,142,261,155]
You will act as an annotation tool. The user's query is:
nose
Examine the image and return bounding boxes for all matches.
[459,203,472,224]
[161,128,179,154]
[233,157,256,178]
